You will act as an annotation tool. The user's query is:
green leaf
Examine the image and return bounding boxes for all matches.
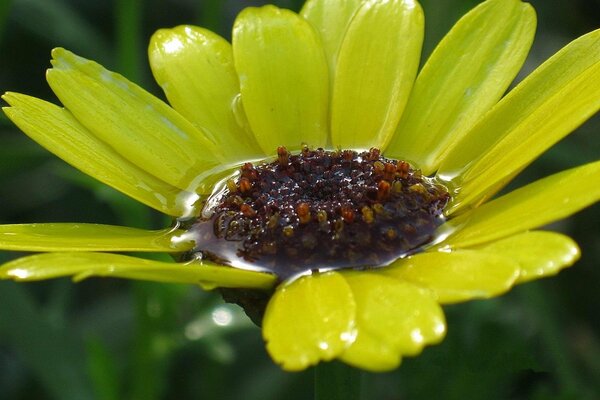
[86,337,120,400]
[0,282,94,400]
[12,0,110,61]
[115,0,143,83]
[0,0,11,45]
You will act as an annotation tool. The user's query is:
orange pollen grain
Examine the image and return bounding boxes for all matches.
[377,180,391,201]
[277,146,289,166]
[341,206,355,223]
[397,161,410,179]
[240,204,256,217]
[383,162,397,181]
[239,178,252,193]
[296,202,312,224]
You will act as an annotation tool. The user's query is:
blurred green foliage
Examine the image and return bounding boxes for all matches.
[1,0,599,399]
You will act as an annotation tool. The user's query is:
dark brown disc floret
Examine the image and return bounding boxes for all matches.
[184,147,450,281]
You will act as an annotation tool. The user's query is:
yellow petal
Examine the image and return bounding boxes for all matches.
[331,0,423,149]
[438,29,600,213]
[439,161,600,249]
[232,6,329,153]
[149,25,263,161]
[47,48,221,191]
[386,0,536,174]
[2,93,190,216]
[342,272,445,357]
[0,223,192,252]
[384,250,519,304]
[477,231,580,284]
[262,272,356,371]
[301,0,364,78]
[0,252,276,290]
[339,329,401,372]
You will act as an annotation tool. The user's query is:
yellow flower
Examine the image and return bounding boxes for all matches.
[1,0,600,372]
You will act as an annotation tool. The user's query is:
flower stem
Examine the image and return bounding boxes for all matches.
[115,0,143,82]
[518,282,583,393]
[0,0,12,44]
[198,0,222,34]
[314,361,362,400]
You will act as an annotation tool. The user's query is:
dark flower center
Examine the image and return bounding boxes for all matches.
[183,147,450,281]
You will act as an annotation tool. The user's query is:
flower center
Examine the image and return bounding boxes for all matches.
[184,147,450,281]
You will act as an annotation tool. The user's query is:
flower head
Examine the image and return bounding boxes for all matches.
[1,0,600,372]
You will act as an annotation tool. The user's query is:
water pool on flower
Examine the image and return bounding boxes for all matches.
[183,146,450,280]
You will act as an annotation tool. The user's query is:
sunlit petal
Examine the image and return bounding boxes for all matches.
[233,6,329,152]
[301,0,364,78]
[0,223,192,252]
[438,29,600,213]
[339,328,401,372]
[331,0,423,149]
[0,252,276,290]
[384,250,519,304]
[342,272,445,357]
[47,48,221,191]
[439,161,600,248]
[387,0,535,174]
[477,231,580,283]
[263,272,356,371]
[149,25,263,161]
[2,93,189,216]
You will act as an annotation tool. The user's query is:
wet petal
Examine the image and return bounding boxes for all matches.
[2,93,190,216]
[339,328,401,372]
[233,6,329,153]
[438,29,600,212]
[47,48,221,191]
[331,0,423,149]
[439,161,600,248]
[0,252,276,290]
[386,0,535,174]
[384,250,519,304]
[263,272,356,371]
[149,25,263,161]
[477,231,580,283]
[0,223,192,252]
[301,0,364,77]
[342,272,445,358]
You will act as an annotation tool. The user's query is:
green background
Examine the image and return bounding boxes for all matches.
[0,0,599,399]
